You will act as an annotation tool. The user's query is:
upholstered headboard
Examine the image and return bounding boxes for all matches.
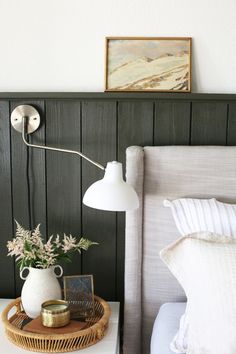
[123,146,236,354]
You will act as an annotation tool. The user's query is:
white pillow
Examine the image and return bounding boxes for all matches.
[164,197,236,353]
[170,310,189,353]
[164,198,236,237]
[160,232,236,354]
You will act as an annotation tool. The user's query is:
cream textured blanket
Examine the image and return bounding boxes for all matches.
[161,232,236,354]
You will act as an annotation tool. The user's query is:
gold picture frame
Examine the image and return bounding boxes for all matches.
[63,274,94,319]
[105,37,192,92]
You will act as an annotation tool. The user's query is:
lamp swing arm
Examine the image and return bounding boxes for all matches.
[21,117,105,171]
[10,104,139,211]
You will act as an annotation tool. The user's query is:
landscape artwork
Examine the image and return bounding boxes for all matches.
[105,37,191,92]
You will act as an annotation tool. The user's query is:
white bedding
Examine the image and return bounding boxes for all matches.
[151,303,186,354]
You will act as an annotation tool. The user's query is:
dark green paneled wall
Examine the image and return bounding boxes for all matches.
[1,93,236,303]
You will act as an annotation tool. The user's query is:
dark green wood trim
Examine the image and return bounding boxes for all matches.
[81,101,117,300]
[10,99,46,296]
[0,101,15,297]
[154,101,191,145]
[191,102,228,145]
[46,100,82,276]
[0,92,236,101]
[227,103,236,145]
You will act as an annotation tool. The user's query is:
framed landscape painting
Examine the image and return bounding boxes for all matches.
[105,37,192,92]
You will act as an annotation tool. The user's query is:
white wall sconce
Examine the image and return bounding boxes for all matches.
[11,105,139,212]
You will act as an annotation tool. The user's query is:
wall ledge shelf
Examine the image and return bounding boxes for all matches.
[0,92,236,101]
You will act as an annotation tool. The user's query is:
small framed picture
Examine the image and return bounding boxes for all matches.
[105,37,192,92]
[63,275,94,318]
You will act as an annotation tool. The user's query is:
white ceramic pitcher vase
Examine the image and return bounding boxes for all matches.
[20,265,63,318]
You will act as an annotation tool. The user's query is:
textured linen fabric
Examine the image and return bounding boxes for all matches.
[160,232,236,354]
[124,146,144,354]
[164,197,236,353]
[151,303,186,354]
[164,198,236,237]
[124,146,236,354]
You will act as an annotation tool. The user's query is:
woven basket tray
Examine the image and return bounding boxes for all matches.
[1,296,111,352]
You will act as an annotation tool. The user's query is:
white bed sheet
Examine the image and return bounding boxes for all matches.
[150,302,186,354]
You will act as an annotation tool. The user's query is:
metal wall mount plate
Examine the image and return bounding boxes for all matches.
[11,105,40,134]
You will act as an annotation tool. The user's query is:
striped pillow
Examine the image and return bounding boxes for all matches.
[164,198,236,237]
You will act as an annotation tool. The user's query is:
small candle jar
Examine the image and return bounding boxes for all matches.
[41,300,70,327]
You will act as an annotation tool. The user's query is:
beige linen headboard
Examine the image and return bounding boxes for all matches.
[123,146,236,354]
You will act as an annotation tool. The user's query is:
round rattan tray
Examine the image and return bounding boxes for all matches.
[1,296,111,352]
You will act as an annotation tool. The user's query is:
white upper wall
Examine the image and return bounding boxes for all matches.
[0,0,235,93]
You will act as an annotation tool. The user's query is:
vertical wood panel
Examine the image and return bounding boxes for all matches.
[11,100,46,295]
[154,102,191,145]
[118,101,154,165]
[46,100,82,276]
[117,101,154,304]
[82,101,117,300]
[191,102,228,145]
[227,103,236,145]
[1,93,236,303]
[0,101,15,297]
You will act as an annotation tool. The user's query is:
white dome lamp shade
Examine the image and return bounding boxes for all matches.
[83,161,139,211]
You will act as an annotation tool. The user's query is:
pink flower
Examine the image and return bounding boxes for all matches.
[7,221,96,270]
[62,234,77,252]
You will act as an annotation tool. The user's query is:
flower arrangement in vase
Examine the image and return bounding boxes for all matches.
[7,221,97,318]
